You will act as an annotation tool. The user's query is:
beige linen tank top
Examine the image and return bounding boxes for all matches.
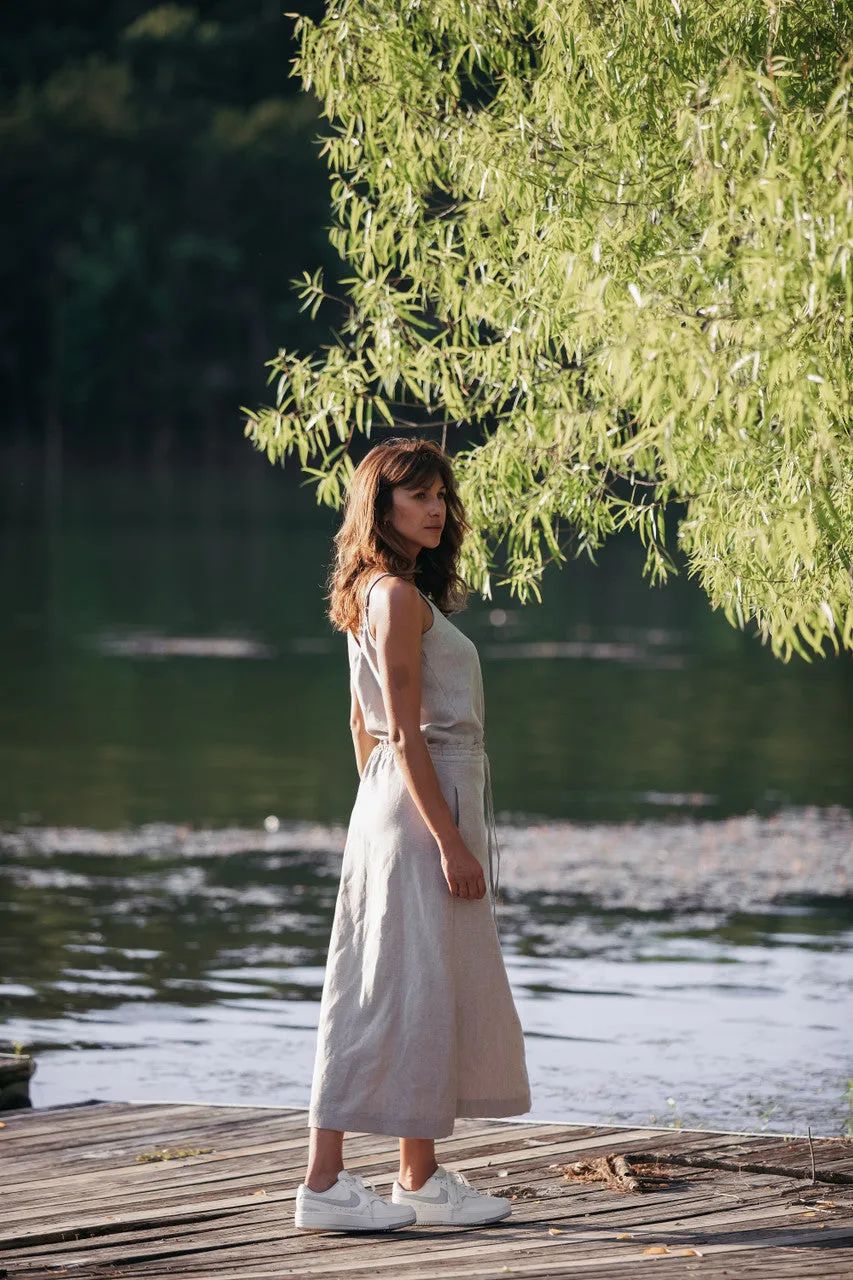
[347,572,486,750]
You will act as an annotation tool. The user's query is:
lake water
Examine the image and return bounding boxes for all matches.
[1,459,852,1135]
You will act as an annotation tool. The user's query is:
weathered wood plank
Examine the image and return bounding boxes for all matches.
[0,1125,664,1220]
[629,1139,853,1185]
[1,1118,580,1196]
[112,1221,853,1279]
[1,1122,590,1220]
[2,1103,852,1280]
[30,1223,852,1280]
[1,1176,811,1269]
[0,1100,268,1135]
[0,1130,678,1242]
[0,1166,779,1252]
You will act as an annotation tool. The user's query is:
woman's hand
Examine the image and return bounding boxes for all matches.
[438,831,487,900]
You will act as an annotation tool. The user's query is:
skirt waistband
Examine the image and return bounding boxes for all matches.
[373,739,485,760]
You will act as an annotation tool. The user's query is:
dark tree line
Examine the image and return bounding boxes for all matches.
[0,2,335,469]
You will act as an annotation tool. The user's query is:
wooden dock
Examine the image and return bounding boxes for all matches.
[2,1102,853,1278]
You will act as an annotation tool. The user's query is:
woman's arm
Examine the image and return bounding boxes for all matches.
[350,675,379,777]
[367,577,486,901]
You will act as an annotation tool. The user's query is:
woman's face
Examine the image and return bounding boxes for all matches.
[386,473,447,557]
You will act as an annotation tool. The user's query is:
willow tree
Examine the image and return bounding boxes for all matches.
[244,0,853,658]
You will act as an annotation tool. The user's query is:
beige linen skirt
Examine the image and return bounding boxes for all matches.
[308,739,531,1139]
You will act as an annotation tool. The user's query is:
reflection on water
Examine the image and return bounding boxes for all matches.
[1,824,851,1134]
[483,634,686,668]
[1,461,852,1131]
[2,462,853,829]
[93,632,277,660]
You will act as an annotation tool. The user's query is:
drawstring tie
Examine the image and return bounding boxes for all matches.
[483,750,501,912]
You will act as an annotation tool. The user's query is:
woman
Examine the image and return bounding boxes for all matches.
[295,438,530,1232]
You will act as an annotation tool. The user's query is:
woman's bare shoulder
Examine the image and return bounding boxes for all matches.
[366,574,423,637]
[369,574,420,611]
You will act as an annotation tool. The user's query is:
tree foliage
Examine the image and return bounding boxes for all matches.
[245,0,853,658]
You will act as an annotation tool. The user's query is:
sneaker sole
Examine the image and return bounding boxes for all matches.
[295,1210,416,1232]
[397,1202,512,1227]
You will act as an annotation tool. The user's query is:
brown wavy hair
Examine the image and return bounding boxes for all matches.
[327,437,470,635]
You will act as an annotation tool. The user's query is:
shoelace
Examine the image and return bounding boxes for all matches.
[441,1167,476,1206]
[345,1171,379,1197]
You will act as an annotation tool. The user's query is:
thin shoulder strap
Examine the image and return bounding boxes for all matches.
[362,572,434,636]
[362,572,395,632]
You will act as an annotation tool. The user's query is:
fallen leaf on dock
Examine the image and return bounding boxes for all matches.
[643,1246,668,1255]
[680,1249,702,1256]
[547,1227,563,1235]
[251,1190,266,1196]
[617,1233,633,1240]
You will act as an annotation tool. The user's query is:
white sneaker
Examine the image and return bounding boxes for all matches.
[295,1170,416,1232]
[392,1165,512,1226]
